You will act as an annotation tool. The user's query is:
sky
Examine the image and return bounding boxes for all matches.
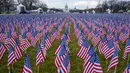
[40,0,129,9]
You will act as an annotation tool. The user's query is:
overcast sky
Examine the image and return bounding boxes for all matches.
[40,0,129,9]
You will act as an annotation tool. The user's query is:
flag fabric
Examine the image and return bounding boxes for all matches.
[0,44,6,60]
[98,35,107,54]
[124,64,130,73]
[19,31,31,51]
[92,30,100,47]
[4,30,16,48]
[51,30,57,43]
[123,39,130,59]
[119,28,129,43]
[77,38,90,60]
[22,53,32,73]
[0,27,6,42]
[14,40,22,60]
[36,44,46,67]
[8,46,17,67]
[55,43,69,72]
[102,39,115,60]
[60,52,70,73]
[43,33,52,50]
[55,40,65,55]
[107,48,118,71]
[83,51,103,73]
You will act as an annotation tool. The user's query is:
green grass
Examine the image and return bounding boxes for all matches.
[0,22,130,73]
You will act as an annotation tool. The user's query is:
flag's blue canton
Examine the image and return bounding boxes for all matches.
[58,44,67,56]
[102,35,107,42]
[126,39,130,47]
[88,46,95,56]
[108,39,114,49]
[62,52,70,68]
[24,53,31,69]
[82,39,89,48]
[90,52,100,63]
[1,26,5,33]
[8,45,13,55]
[23,30,26,39]
[37,44,41,54]
[127,64,130,69]
[113,48,118,58]
[8,29,12,38]
[15,39,19,46]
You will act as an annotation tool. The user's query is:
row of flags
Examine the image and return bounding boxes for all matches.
[71,17,130,73]
[0,14,130,73]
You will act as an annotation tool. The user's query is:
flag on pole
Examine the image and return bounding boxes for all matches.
[107,48,118,71]
[60,52,70,73]
[124,63,130,73]
[22,53,32,73]
[102,39,115,60]
[77,38,90,60]
[14,40,22,60]
[8,46,17,67]
[0,44,6,60]
[83,52,103,73]
[123,39,130,59]
[36,44,46,67]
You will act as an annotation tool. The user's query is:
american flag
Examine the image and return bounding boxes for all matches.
[107,48,118,71]
[124,63,130,73]
[51,30,57,43]
[43,33,52,50]
[0,27,6,42]
[84,46,95,64]
[8,46,17,67]
[14,40,22,60]
[4,30,16,48]
[55,43,68,71]
[119,28,129,43]
[0,44,6,60]
[60,52,70,73]
[98,35,107,54]
[87,29,93,41]
[77,38,90,60]
[92,30,100,47]
[55,40,65,55]
[83,52,103,73]
[36,44,46,67]
[26,32,32,41]
[123,39,130,59]
[19,31,31,51]
[78,30,84,47]
[107,30,113,41]
[31,29,37,47]
[102,39,115,60]
[22,53,32,73]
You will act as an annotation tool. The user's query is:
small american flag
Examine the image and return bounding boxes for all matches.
[22,53,32,73]
[0,44,6,60]
[8,46,17,67]
[55,43,68,72]
[36,44,46,67]
[84,52,103,73]
[107,48,118,71]
[77,38,90,60]
[5,30,16,48]
[19,31,31,51]
[102,39,115,60]
[124,63,130,73]
[123,39,130,59]
[14,40,22,60]
[60,52,70,73]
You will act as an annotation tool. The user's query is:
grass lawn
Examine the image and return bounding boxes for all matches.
[0,22,130,73]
